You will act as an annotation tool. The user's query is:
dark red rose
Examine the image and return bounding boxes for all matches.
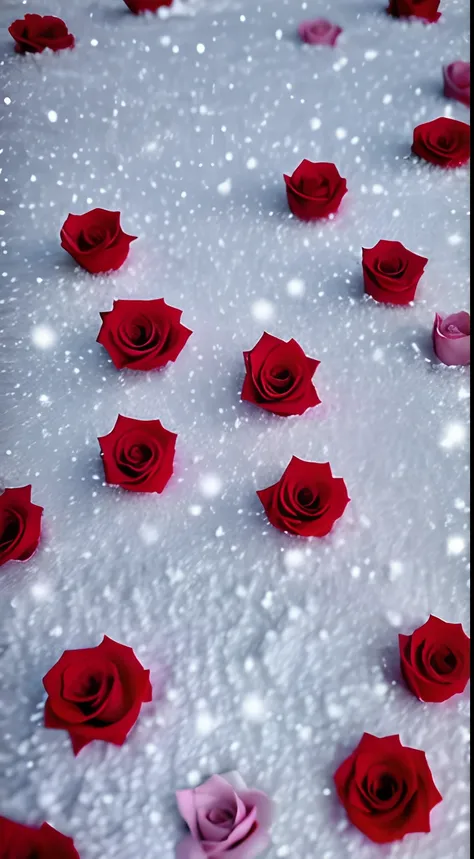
[242,333,321,416]
[0,817,80,859]
[123,0,174,13]
[60,209,137,275]
[0,485,43,568]
[98,414,177,493]
[334,733,442,844]
[399,615,470,703]
[412,117,470,168]
[43,635,152,755]
[387,0,441,23]
[362,240,428,305]
[8,14,75,54]
[257,457,350,537]
[97,299,192,371]
[283,160,347,221]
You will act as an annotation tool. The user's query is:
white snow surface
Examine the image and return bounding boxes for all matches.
[0,1,470,858]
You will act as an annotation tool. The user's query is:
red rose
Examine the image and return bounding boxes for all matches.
[43,635,152,755]
[242,332,321,416]
[8,14,75,54]
[387,0,441,22]
[362,240,428,305]
[284,160,347,221]
[0,817,80,859]
[257,457,350,537]
[0,485,43,568]
[60,209,137,275]
[97,299,192,371]
[399,615,470,703]
[334,733,442,844]
[98,414,177,493]
[412,117,470,168]
[123,0,174,13]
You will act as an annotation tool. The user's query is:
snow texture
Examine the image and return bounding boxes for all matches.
[0,1,470,857]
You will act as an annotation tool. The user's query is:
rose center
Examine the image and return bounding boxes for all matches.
[78,225,107,250]
[298,175,329,198]
[129,443,152,464]
[297,487,317,508]
[374,775,398,802]
[0,509,22,548]
[377,256,404,276]
[207,808,234,825]
[310,21,331,36]
[436,134,453,151]
[446,323,462,335]
[430,646,457,675]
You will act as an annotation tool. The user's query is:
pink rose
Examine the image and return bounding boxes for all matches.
[176,771,273,859]
[443,62,470,108]
[298,19,342,47]
[432,311,470,366]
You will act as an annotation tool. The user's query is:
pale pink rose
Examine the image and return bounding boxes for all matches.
[298,18,342,46]
[433,311,470,366]
[443,62,470,108]
[176,771,273,859]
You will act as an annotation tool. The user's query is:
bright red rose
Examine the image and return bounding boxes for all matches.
[0,485,43,568]
[0,817,80,859]
[334,733,442,843]
[257,457,350,537]
[60,209,137,274]
[399,615,470,703]
[98,414,177,493]
[123,0,174,13]
[412,117,470,168]
[242,332,321,416]
[8,14,75,54]
[284,160,347,221]
[362,240,428,305]
[43,635,152,755]
[387,0,441,23]
[97,299,192,371]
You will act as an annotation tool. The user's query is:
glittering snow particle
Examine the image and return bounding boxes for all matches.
[196,710,217,736]
[251,299,274,322]
[199,474,222,498]
[440,422,467,450]
[287,278,305,297]
[31,324,57,349]
[47,110,58,123]
[217,178,232,196]
[139,523,159,545]
[447,535,466,556]
[284,548,306,570]
[241,693,266,723]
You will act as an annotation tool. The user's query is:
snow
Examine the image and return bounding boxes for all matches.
[0,1,470,858]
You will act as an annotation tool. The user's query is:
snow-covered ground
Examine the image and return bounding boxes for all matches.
[0,1,470,857]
